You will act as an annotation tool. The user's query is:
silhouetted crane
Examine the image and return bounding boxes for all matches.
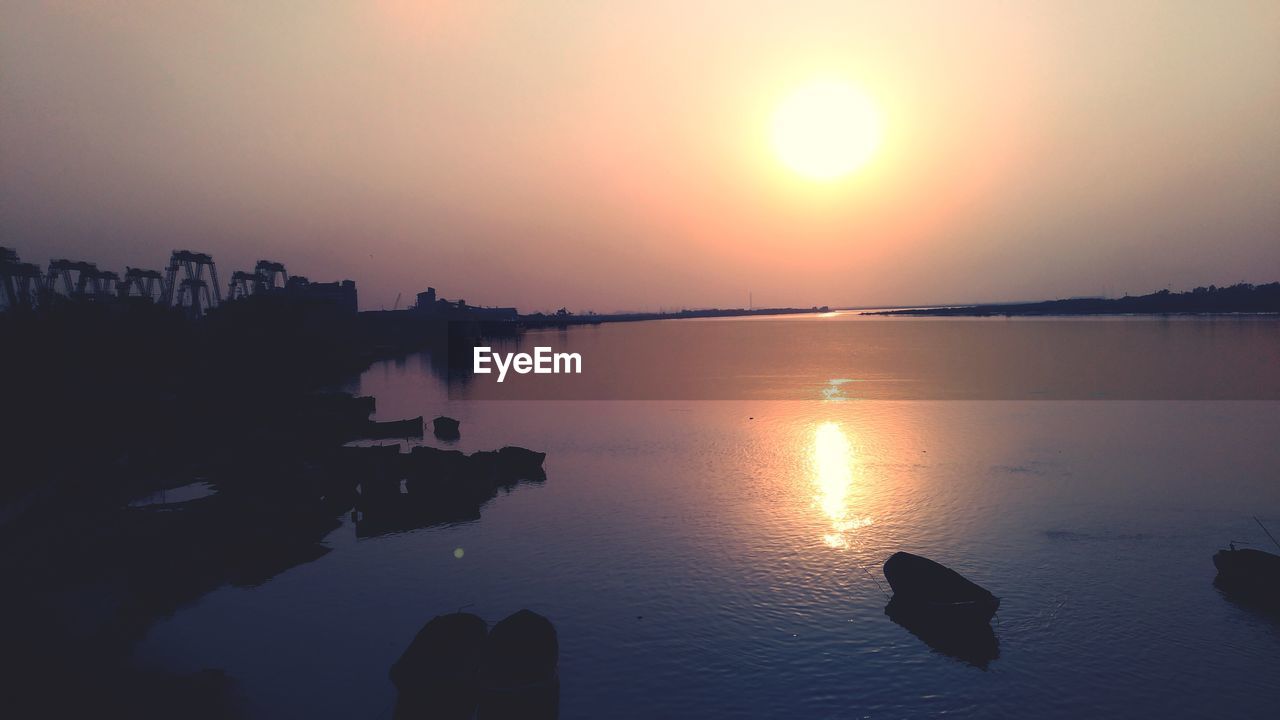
[0,247,45,310]
[163,250,220,316]
[254,260,288,291]
[118,267,166,302]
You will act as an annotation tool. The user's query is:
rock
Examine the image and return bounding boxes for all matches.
[407,445,468,476]
[477,610,559,720]
[497,446,546,475]
[433,416,461,440]
[473,447,547,485]
[390,613,488,720]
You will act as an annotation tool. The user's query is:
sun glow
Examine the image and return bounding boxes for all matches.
[812,421,872,549]
[771,80,883,181]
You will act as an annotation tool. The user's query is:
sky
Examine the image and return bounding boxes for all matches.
[2,1,1278,312]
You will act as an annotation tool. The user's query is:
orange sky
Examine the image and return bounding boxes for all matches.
[2,1,1278,311]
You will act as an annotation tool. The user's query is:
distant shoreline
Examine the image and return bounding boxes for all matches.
[519,305,830,327]
[861,283,1280,317]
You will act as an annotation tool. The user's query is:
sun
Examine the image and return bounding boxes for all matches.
[771,80,883,181]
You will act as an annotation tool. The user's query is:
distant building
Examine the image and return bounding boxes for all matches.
[412,285,517,320]
[416,287,437,308]
[285,276,358,314]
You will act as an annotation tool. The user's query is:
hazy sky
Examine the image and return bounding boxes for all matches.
[3,1,1278,311]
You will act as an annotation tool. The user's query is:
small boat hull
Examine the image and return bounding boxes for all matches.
[883,552,1000,622]
[1213,547,1280,607]
[433,415,461,440]
[357,416,424,440]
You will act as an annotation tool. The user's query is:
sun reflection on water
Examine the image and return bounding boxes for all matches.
[812,421,872,548]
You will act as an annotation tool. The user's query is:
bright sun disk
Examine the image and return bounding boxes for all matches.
[771,80,882,181]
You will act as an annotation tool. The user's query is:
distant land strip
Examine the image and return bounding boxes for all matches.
[519,305,830,326]
[863,283,1280,317]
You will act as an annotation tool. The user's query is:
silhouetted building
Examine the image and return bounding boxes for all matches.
[286,276,358,315]
[413,286,517,320]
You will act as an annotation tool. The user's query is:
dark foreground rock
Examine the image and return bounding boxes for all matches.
[391,610,559,720]
[391,613,489,720]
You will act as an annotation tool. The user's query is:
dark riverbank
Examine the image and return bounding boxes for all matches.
[863,282,1280,317]
[0,298,547,717]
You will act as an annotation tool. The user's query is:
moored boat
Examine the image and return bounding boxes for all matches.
[883,551,1000,622]
[1213,544,1280,603]
[356,416,424,439]
[434,415,461,440]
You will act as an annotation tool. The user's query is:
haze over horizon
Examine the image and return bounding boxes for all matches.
[3,1,1279,312]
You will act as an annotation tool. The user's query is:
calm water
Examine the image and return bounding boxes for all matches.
[136,316,1280,718]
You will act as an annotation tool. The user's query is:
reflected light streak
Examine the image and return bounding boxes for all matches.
[812,421,872,548]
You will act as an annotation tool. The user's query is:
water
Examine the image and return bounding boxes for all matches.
[136,315,1280,718]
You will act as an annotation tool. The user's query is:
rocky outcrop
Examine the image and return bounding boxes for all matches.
[390,613,489,720]
[391,610,559,720]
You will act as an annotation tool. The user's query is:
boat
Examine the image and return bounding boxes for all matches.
[1214,517,1280,607]
[882,551,1000,622]
[433,415,461,440]
[1213,544,1280,603]
[356,416,424,439]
